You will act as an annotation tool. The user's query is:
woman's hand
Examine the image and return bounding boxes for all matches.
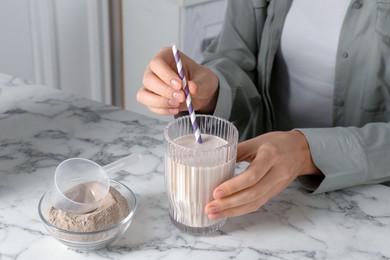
[136,46,219,115]
[205,130,322,219]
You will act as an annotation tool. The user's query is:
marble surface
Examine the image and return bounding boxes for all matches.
[1,72,390,260]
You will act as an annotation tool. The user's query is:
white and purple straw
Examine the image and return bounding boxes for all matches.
[171,44,202,144]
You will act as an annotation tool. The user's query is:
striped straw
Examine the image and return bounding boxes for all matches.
[171,44,202,144]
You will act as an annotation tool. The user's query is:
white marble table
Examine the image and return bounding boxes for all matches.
[1,72,390,260]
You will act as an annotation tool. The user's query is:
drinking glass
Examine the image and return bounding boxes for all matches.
[164,115,238,235]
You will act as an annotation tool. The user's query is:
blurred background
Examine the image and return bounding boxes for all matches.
[0,0,227,121]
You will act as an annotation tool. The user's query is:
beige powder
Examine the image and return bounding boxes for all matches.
[48,186,129,232]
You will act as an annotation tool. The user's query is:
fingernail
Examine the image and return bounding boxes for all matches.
[168,99,179,106]
[170,79,181,90]
[168,108,178,114]
[172,92,182,102]
[207,206,218,214]
[214,190,225,199]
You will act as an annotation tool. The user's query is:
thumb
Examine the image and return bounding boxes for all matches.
[237,141,256,163]
[237,136,261,163]
[187,81,199,96]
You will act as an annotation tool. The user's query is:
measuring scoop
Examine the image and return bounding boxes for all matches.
[51,153,141,214]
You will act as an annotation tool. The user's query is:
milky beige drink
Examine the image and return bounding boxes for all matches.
[166,134,234,228]
[164,115,238,235]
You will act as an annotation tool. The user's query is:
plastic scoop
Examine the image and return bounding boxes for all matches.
[51,153,141,214]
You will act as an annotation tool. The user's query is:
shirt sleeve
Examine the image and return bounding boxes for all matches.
[297,122,390,193]
[201,0,271,141]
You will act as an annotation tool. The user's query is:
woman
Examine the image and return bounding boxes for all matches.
[137,0,390,221]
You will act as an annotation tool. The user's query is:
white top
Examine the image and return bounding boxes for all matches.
[271,0,350,130]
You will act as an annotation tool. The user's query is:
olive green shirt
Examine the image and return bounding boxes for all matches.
[202,0,390,193]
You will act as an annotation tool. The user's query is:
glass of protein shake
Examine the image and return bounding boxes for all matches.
[164,115,238,235]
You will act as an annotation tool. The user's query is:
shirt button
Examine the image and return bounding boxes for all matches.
[342,51,349,58]
[353,1,363,9]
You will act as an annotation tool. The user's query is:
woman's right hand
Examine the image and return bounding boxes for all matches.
[136,46,219,115]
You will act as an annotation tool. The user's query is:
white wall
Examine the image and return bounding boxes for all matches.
[0,0,112,104]
[0,0,35,82]
[53,0,90,96]
[122,0,180,122]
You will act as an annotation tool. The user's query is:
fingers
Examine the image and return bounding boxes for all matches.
[204,131,317,220]
[137,46,218,115]
[137,47,191,115]
[148,52,182,91]
[136,87,180,115]
[206,190,271,220]
[205,166,292,220]
[236,137,265,162]
[214,144,276,200]
[205,140,292,219]
[143,64,185,101]
[204,158,272,219]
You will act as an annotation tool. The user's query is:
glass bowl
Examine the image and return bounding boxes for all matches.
[38,180,137,250]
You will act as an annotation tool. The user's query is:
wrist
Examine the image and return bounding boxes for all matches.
[291,130,322,176]
[198,68,219,114]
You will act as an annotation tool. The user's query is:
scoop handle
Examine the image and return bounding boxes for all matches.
[102,154,141,175]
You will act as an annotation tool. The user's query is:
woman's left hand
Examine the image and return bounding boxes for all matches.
[205,130,322,220]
